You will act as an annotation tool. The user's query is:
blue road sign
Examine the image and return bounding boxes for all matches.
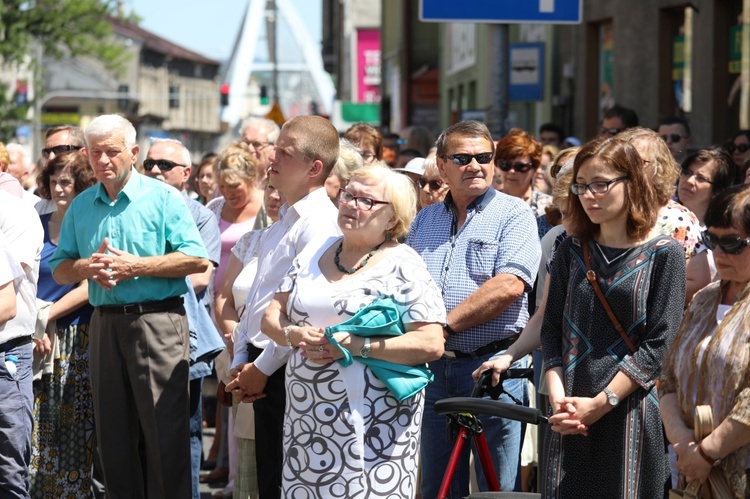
[509,43,544,101]
[420,0,582,24]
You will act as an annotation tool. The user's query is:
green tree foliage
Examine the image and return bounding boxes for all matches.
[0,0,134,73]
[0,0,138,141]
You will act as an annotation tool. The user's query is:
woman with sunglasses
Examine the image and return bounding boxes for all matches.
[260,164,445,498]
[659,184,750,498]
[727,130,750,169]
[540,137,686,498]
[494,128,553,219]
[418,156,449,209]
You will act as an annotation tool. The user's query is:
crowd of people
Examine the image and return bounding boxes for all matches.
[0,104,748,499]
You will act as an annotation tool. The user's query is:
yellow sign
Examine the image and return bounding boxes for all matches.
[41,112,81,126]
[265,102,286,126]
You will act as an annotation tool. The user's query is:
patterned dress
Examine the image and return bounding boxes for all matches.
[540,236,686,499]
[278,239,446,498]
[31,213,95,498]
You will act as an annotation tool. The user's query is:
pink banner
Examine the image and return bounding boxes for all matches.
[357,29,381,103]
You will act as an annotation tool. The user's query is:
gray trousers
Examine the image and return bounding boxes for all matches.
[90,307,191,499]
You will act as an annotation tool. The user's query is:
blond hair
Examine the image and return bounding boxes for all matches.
[349,164,416,240]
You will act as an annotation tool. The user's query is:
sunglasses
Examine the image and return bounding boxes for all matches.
[660,133,687,143]
[443,152,494,166]
[41,144,82,158]
[418,178,444,190]
[143,159,187,172]
[701,230,750,255]
[599,127,622,137]
[497,160,534,173]
[728,143,750,154]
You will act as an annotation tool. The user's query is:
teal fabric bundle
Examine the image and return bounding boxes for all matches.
[324,297,433,402]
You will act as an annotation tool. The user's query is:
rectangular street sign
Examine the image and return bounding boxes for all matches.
[420,0,582,24]
[509,43,544,101]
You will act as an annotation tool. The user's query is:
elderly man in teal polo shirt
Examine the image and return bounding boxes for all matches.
[49,114,210,499]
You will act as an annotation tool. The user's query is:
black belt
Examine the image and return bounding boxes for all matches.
[442,334,520,360]
[0,335,32,352]
[97,297,183,316]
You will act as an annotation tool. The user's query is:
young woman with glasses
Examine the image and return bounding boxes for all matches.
[540,136,686,498]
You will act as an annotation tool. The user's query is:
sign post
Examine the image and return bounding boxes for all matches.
[419,0,582,24]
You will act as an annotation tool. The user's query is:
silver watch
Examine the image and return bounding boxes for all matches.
[360,337,371,358]
[603,387,619,408]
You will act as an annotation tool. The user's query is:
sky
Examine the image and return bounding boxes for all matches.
[125,0,322,63]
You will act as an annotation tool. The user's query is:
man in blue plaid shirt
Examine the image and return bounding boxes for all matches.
[408,121,541,497]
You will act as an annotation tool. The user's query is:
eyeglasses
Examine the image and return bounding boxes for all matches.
[570,176,627,195]
[728,143,750,154]
[338,188,390,211]
[680,168,714,185]
[701,230,750,255]
[443,152,494,166]
[599,127,622,137]
[497,160,534,173]
[361,152,376,162]
[245,140,272,151]
[418,178,444,190]
[143,158,187,172]
[41,145,82,159]
[660,133,687,143]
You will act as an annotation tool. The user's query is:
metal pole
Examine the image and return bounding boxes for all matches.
[270,0,279,103]
[32,40,43,163]
[486,24,509,139]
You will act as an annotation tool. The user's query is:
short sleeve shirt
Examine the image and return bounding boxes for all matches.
[407,188,541,353]
[49,170,208,306]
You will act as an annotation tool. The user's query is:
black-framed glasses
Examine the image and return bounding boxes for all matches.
[680,168,714,185]
[143,158,187,172]
[418,178,444,190]
[497,160,534,173]
[599,127,622,137]
[338,188,390,211]
[660,133,687,143]
[41,145,82,158]
[701,230,750,255]
[728,143,750,154]
[443,152,494,166]
[570,176,627,195]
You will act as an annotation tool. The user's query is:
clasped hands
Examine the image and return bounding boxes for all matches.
[224,325,349,404]
[672,440,714,484]
[85,238,140,290]
[548,395,610,436]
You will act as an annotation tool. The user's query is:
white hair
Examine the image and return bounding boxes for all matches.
[5,143,31,171]
[85,114,137,149]
[332,138,364,182]
[241,117,280,144]
[150,138,192,167]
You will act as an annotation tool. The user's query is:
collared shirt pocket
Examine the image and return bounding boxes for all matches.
[465,238,498,283]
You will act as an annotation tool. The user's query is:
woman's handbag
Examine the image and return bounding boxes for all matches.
[324,297,434,402]
[669,406,733,499]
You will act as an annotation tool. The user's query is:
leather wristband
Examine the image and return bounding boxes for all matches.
[443,323,458,336]
[697,443,720,467]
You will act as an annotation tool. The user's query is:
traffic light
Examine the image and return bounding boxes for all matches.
[260,85,269,105]
[220,83,230,107]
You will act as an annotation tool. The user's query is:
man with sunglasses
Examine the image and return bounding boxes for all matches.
[143,138,222,499]
[49,115,210,499]
[658,116,693,165]
[407,120,541,497]
[598,104,639,138]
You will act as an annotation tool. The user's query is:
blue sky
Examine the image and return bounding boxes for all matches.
[125,0,322,63]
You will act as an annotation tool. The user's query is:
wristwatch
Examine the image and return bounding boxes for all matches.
[360,337,371,358]
[697,443,721,467]
[603,387,619,408]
